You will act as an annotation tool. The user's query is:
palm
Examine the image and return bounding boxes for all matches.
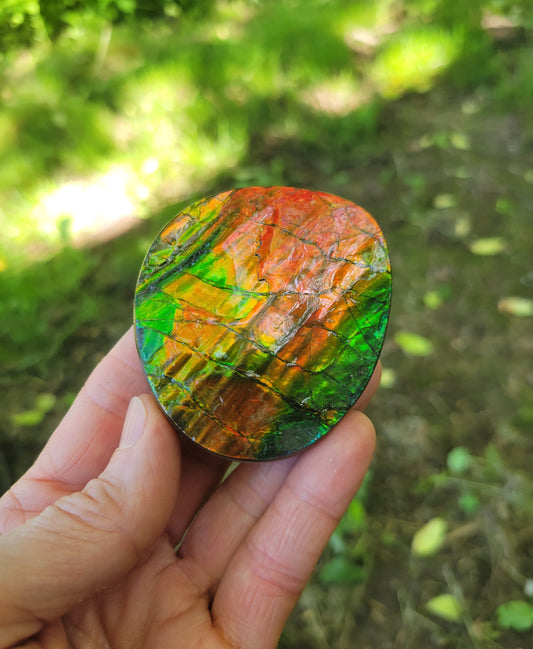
[65,538,230,647]
[0,330,377,648]
[61,447,302,649]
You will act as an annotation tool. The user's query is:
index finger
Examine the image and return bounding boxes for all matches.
[31,328,150,488]
[1,328,230,536]
[0,329,149,532]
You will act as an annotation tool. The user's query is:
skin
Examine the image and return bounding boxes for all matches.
[0,328,379,649]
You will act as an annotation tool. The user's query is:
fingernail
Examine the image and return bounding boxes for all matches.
[120,396,147,448]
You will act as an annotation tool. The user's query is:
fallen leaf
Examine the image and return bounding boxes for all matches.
[426,594,462,622]
[395,331,434,357]
[412,517,447,556]
[469,237,506,255]
[496,600,533,632]
[498,297,533,317]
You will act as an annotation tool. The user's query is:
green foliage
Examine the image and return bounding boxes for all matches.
[0,1,41,48]
[319,557,367,585]
[457,492,480,515]
[496,601,533,632]
[499,44,533,107]
[0,248,97,371]
[11,393,56,427]
[1,0,530,266]
[7,96,113,177]
[339,498,367,535]
[371,26,461,98]
[447,446,472,475]
[0,0,217,46]
[319,473,373,586]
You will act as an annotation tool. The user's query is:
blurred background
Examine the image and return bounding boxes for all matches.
[1,0,532,646]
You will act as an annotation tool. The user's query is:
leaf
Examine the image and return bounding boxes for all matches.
[116,0,136,13]
[454,214,471,237]
[339,498,366,534]
[433,193,457,209]
[412,517,447,556]
[319,557,367,585]
[450,132,470,150]
[10,392,57,427]
[426,594,462,622]
[328,530,346,555]
[10,409,45,427]
[36,393,57,413]
[424,290,443,309]
[496,197,513,216]
[498,297,533,317]
[496,601,533,631]
[458,492,480,515]
[424,284,452,309]
[469,237,506,255]
[404,172,427,191]
[395,331,434,357]
[447,446,472,474]
[380,367,396,388]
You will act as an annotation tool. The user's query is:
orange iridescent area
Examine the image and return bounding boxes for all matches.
[134,187,391,461]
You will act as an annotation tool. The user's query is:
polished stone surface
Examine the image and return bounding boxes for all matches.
[134,187,391,460]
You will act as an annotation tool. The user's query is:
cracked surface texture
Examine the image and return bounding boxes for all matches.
[134,186,391,461]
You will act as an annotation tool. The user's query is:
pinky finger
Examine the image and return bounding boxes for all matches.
[211,409,375,649]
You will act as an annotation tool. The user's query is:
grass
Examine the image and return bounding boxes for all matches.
[1,0,533,646]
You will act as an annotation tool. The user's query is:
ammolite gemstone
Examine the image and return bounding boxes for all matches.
[134,187,391,461]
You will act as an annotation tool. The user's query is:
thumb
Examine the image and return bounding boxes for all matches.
[0,395,180,646]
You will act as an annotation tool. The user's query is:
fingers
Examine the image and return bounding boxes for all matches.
[0,395,180,648]
[165,361,381,546]
[165,443,229,545]
[0,329,148,534]
[166,360,381,545]
[33,328,149,489]
[0,329,228,540]
[176,455,299,593]
[176,362,382,583]
[211,409,375,649]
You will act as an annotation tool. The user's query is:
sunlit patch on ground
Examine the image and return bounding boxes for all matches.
[371,27,461,98]
[300,73,366,116]
[34,165,138,246]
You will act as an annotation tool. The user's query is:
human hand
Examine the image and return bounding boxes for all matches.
[0,329,378,649]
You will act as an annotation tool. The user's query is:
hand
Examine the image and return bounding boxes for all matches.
[0,329,378,649]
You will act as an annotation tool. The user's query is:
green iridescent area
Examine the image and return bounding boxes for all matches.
[134,187,391,461]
